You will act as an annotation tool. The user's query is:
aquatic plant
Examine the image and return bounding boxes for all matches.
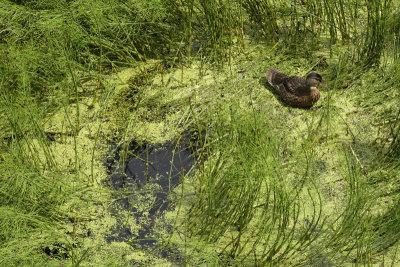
[1,0,400,265]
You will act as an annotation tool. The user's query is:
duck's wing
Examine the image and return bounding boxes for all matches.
[274,82,316,108]
[267,69,289,89]
[284,76,309,95]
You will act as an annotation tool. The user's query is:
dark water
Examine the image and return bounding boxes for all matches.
[104,138,194,259]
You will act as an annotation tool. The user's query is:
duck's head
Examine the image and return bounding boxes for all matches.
[306,72,329,88]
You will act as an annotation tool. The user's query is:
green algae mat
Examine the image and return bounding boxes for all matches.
[1,0,400,265]
[2,43,399,265]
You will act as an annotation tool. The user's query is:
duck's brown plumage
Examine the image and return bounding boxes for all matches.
[266,68,321,108]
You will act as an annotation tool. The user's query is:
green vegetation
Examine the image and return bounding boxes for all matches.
[1,0,400,265]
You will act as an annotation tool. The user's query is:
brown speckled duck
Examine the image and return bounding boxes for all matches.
[266,68,328,108]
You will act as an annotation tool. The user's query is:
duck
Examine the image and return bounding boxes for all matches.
[266,68,329,108]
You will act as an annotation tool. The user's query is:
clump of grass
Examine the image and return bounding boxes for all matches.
[181,72,363,264]
[0,133,72,265]
[165,0,244,66]
[358,0,393,67]
[186,101,373,264]
[242,0,279,40]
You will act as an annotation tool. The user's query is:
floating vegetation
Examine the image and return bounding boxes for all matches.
[1,0,400,266]
[105,139,194,245]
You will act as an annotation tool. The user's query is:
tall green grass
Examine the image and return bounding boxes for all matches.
[185,86,375,264]
[1,0,400,265]
[188,104,323,264]
[241,0,394,66]
[165,0,244,65]
[242,0,279,40]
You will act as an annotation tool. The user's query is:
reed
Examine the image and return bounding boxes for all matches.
[1,0,400,265]
[242,0,279,40]
[186,97,327,264]
[359,0,393,67]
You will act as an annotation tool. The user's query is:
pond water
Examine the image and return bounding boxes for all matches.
[104,138,194,255]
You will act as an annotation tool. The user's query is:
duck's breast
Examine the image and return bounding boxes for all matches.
[310,87,320,103]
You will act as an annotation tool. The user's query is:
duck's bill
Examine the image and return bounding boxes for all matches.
[319,82,329,88]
